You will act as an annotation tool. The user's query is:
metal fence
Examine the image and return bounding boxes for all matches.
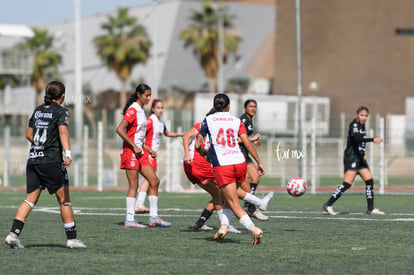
[1,111,413,193]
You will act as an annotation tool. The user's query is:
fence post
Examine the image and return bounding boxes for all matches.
[97,121,103,192]
[83,125,88,187]
[378,117,385,194]
[311,116,316,194]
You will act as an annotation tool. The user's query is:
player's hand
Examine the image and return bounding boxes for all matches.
[257,163,265,176]
[149,150,157,158]
[133,145,143,157]
[63,157,72,168]
[373,137,383,143]
[183,155,192,164]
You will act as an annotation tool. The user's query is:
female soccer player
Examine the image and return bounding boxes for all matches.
[116,83,171,228]
[323,106,384,215]
[183,116,224,231]
[135,99,184,214]
[196,93,265,245]
[239,99,268,221]
[5,81,86,249]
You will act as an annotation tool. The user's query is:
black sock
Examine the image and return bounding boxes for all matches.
[11,219,25,236]
[195,209,213,226]
[365,179,374,211]
[250,183,258,195]
[65,222,77,240]
[326,182,352,206]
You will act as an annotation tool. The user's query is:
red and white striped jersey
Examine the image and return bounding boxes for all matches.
[144,113,167,153]
[122,102,147,151]
[199,112,247,167]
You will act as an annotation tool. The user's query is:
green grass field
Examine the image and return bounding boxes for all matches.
[0,190,413,274]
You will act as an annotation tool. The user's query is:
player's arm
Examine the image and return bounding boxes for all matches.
[116,119,142,155]
[164,130,185,138]
[195,134,208,156]
[143,144,157,157]
[58,125,72,167]
[182,127,197,163]
[240,133,264,175]
[239,122,265,175]
[26,127,33,143]
[351,133,382,144]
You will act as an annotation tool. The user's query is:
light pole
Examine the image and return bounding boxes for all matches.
[217,1,224,93]
[295,0,303,177]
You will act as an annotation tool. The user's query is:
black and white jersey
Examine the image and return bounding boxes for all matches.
[27,102,70,164]
[344,118,373,162]
[239,113,254,157]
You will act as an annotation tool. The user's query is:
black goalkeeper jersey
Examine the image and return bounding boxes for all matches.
[344,118,374,162]
[27,102,70,164]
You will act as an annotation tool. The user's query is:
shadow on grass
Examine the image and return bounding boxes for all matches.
[25,244,67,249]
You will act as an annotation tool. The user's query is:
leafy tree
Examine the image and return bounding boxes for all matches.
[94,7,151,109]
[179,1,241,93]
[16,27,62,105]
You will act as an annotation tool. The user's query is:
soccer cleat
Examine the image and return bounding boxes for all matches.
[323,204,337,215]
[66,239,87,249]
[258,191,275,211]
[367,208,385,215]
[135,205,150,214]
[148,216,171,227]
[249,209,269,221]
[124,220,148,229]
[227,224,241,234]
[252,227,263,245]
[5,232,24,249]
[214,225,228,242]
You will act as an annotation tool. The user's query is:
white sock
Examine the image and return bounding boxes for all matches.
[126,197,136,222]
[148,195,158,217]
[223,208,233,224]
[136,192,147,207]
[216,209,230,226]
[243,193,263,207]
[239,214,255,232]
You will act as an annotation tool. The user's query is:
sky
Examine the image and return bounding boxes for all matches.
[0,0,154,27]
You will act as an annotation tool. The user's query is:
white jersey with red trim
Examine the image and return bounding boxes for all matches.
[121,102,147,151]
[199,112,247,167]
[144,113,166,153]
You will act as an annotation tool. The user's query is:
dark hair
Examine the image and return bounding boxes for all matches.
[213,93,230,112]
[150,99,162,115]
[44,81,65,105]
[244,99,257,108]
[122,83,151,114]
[205,107,217,116]
[356,106,369,114]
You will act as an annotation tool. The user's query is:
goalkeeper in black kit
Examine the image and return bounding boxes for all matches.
[323,106,384,215]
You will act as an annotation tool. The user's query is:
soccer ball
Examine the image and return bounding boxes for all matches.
[286,177,306,197]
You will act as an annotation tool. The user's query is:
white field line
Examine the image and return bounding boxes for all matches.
[1,205,413,221]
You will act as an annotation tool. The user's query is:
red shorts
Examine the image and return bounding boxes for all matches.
[143,149,158,171]
[120,148,151,170]
[214,162,246,187]
[183,162,214,185]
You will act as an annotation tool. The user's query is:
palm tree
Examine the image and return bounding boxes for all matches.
[179,1,241,93]
[94,7,151,109]
[16,27,62,105]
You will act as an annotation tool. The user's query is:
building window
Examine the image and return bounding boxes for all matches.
[396,28,414,36]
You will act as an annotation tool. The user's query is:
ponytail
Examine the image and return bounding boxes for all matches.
[213,93,230,112]
[44,81,65,105]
